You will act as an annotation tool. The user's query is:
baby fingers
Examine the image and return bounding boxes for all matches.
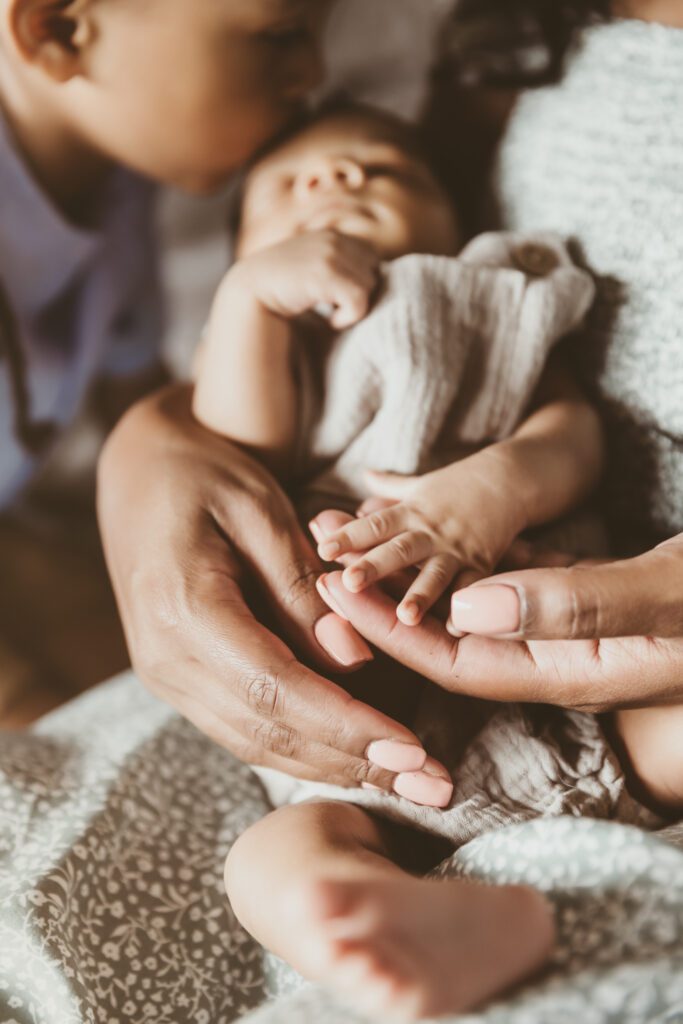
[341,531,435,593]
[317,506,407,562]
[397,555,460,625]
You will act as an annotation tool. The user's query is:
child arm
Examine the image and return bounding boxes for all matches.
[193,266,299,470]
[486,355,604,532]
[193,230,380,475]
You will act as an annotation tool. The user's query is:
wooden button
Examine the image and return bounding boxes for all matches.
[512,242,560,277]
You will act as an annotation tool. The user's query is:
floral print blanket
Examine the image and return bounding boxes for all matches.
[0,674,681,1024]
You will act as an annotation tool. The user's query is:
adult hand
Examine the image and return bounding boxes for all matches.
[97,384,432,790]
[316,534,683,714]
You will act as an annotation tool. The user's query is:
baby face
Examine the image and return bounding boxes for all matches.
[238,110,459,260]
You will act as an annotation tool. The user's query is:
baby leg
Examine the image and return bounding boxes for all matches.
[225,801,555,1020]
[614,703,683,813]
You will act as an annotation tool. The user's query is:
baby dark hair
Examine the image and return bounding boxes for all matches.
[447,0,611,85]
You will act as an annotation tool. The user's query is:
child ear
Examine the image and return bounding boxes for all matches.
[7,0,93,83]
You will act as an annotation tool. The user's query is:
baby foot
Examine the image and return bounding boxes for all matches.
[296,873,555,1020]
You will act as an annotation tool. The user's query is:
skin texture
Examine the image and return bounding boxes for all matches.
[616,0,683,25]
[236,109,460,260]
[0,0,332,217]
[225,800,555,1021]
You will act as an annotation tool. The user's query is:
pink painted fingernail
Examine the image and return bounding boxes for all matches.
[450,585,521,636]
[316,575,350,621]
[393,771,453,808]
[366,740,426,773]
[314,613,373,667]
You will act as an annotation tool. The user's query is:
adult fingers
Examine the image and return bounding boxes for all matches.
[212,480,366,670]
[320,571,547,703]
[158,676,401,791]
[321,572,683,713]
[449,535,683,640]
[184,571,429,784]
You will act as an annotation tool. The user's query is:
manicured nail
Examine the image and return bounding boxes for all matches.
[316,575,350,621]
[314,613,373,667]
[366,740,426,773]
[318,540,341,561]
[450,585,521,636]
[393,771,453,808]
[361,782,383,792]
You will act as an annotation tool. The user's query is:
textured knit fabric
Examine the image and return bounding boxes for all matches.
[495,19,683,553]
[295,231,594,520]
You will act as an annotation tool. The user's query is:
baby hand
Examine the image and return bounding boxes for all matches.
[315,452,528,626]
[236,230,380,330]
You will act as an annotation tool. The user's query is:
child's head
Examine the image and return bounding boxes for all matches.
[237,103,460,260]
[0,0,330,192]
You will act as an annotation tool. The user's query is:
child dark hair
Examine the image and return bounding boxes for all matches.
[0,280,56,454]
[446,0,611,86]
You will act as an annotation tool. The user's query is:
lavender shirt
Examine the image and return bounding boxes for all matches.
[0,115,163,509]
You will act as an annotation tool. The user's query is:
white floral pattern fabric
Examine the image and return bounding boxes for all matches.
[1,675,682,1023]
[250,819,683,1023]
[0,676,271,1024]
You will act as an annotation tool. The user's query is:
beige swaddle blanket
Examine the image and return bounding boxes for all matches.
[295,231,594,517]
[256,231,657,844]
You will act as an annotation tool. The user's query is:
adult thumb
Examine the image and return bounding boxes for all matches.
[449,535,683,640]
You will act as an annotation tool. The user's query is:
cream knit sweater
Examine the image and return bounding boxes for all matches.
[495,19,683,552]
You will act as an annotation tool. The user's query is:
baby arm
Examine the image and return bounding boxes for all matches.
[193,231,379,471]
[316,357,604,625]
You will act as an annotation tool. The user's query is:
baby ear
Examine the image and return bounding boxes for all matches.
[7,0,93,83]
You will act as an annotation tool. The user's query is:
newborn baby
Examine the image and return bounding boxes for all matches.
[193,105,600,1019]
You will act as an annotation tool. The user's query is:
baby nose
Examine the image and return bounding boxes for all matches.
[296,158,366,198]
